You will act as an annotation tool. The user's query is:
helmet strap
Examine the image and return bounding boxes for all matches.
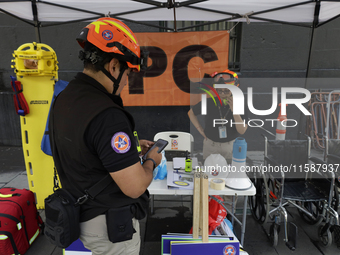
[79,49,128,95]
[97,64,127,95]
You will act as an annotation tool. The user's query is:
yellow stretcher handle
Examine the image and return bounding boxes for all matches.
[11,42,58,77]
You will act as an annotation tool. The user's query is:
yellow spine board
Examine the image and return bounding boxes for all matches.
[12,42,59,209]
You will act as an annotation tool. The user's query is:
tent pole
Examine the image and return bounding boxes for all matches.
[298,0,320,139]
[31,0,41,43]
[298,26,314,139]
[305,26,315,82]
[172,0,177,31]
[35,26,41,43]
[305,0,320,82]
[298,26,315,139]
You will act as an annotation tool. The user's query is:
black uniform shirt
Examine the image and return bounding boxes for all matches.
[51,73,148,222]
[192,97,248,142]
[85,107,140,173]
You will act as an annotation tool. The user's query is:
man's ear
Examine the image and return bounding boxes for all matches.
[108,58,119,76]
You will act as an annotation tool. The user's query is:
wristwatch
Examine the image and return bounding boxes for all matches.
[144,158,156,170]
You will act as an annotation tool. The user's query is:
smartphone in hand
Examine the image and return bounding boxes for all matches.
[142,139,168,161]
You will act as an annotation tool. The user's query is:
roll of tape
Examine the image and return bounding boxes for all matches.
[210,178,225,190]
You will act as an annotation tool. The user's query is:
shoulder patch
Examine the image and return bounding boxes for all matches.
[111,132,131,153]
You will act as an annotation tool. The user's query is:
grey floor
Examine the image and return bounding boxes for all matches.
[1,146,339,255]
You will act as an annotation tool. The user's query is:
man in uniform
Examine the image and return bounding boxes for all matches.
[188,69,248,215]
[188,69,248,162]
[49,18,162,255]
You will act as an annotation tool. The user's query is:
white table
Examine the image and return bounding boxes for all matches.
[147,162,256,245]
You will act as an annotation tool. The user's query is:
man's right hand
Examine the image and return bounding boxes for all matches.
[146,146,162,167]
[110,145,163,199]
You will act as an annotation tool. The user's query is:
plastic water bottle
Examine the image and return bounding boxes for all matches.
[225,137,252,190]
[231,137,247,170]
[185,150,192,173]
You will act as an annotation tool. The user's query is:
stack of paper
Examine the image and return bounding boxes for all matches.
[166,167,194,190]
[166,157,199,190]
[161,234,239,255]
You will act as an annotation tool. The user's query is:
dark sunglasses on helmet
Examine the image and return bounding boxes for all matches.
[212,72,239,87]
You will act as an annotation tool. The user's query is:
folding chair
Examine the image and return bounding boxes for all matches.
[150,131,194,213]
[154,131,194,160]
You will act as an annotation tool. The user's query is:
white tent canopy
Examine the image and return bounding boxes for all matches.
[1,0,339,79]
[1,0,340,31]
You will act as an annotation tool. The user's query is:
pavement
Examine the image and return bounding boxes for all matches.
[1,146,340,255]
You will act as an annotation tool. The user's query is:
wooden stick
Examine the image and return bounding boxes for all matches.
[192,172,201,239]
[201,173,209,243]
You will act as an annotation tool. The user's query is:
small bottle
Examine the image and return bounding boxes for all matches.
[185,150,192,172]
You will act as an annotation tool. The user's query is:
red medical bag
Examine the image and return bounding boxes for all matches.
[0,187,44,255]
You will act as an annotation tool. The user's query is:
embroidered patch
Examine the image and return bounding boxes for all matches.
[111,132,131,154]
[102,30,113,40]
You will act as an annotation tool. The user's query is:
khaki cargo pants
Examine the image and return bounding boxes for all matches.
[79,214,140,255]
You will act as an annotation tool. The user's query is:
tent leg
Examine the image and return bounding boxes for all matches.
[305,26,315,82]
[298,26,315,139]
[32,0,41,42]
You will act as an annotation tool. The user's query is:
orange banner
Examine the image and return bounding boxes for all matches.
[121,31,229,106]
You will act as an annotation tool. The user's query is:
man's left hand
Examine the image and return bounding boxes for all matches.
[139,139,155,155]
